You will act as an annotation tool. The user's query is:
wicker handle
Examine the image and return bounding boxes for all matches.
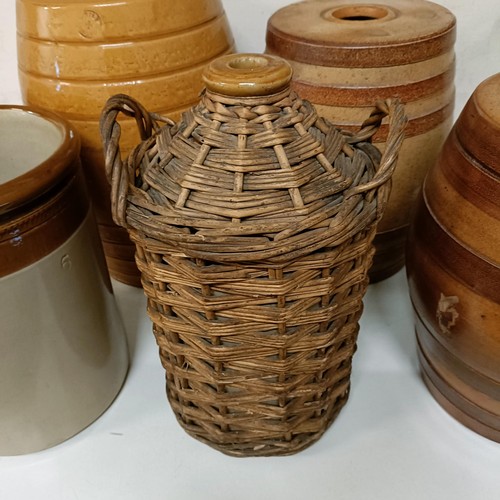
[99,94,169,228]
[346,98,407,200]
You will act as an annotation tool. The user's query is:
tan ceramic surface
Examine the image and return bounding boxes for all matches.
[266,0,455,280]
[16,0,235,286]
[17,15,233,80]
[0,212,128,455]
[0,109,62,183]
[0,107,128,455]
[19,63,224,120]
[267,0,454,50]
[16,0,225,41]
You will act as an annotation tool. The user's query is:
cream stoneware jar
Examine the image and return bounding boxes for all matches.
[0,106,128,455]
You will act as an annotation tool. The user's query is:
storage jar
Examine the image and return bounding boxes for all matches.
[0,106,128,455]
[266,0,455,281]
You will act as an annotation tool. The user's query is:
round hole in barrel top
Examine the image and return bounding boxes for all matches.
[228,54,269,70]
[330,5,391,21]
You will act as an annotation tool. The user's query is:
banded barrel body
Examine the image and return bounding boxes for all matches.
[266,0,456,281]
[406,74,500,442]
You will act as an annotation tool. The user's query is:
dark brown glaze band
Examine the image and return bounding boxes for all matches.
[0,167,90,277]
[0,105,88,277]
[411,197,500,304]
[292,65,455,107]
[434,129,500,221]
[266,24,456,69]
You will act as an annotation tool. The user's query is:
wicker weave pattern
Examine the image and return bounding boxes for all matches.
[101,88,405,456]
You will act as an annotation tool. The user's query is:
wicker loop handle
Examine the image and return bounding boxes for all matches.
[346,98,407,199]
[100,94,167,228]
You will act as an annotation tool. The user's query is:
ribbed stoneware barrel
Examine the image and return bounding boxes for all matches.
[16,0,235,286]
[0,106,128,455]
[406,73,500,442]
[266,0,455,281]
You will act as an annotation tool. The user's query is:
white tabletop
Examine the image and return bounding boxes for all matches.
[1,1,499,499]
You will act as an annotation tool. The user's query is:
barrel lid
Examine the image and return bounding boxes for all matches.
[0,106,80,215]
[456,73,500,175]
[266,0,456,68]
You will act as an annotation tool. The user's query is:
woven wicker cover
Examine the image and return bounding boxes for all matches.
[100,54,406,456]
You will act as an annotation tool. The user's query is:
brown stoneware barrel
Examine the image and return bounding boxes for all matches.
[266,0,456,281]
[406,73,500,442]
[16,0,235,286]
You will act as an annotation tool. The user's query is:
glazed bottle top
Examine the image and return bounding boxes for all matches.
[202,53,293,97]
[0,106,79,215]
[455,73,500,175]
[266,0,456,67]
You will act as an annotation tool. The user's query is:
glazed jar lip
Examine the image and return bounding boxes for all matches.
[0,105,80,216]
[202,53,293,97]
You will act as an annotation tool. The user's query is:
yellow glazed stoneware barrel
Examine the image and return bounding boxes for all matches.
[406,74,500,442]
[0,106,128,455]
[266,0,455,281]
[16,0,235,286]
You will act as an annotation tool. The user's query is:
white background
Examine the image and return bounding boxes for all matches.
[1,0,499,498]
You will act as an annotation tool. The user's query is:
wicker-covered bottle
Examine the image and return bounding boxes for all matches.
[100,53,406,456]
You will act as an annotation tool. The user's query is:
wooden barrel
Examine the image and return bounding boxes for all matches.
[406,73,500,442]
[266,0,455,281]
[16,0,234,286]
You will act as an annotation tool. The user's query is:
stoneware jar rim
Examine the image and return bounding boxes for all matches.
[0,105,80,216]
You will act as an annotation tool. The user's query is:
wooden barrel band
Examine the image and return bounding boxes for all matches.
[414,311,500,401]
[438,130,500,220]
[416,333,500,432]
[413,198,500,304]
